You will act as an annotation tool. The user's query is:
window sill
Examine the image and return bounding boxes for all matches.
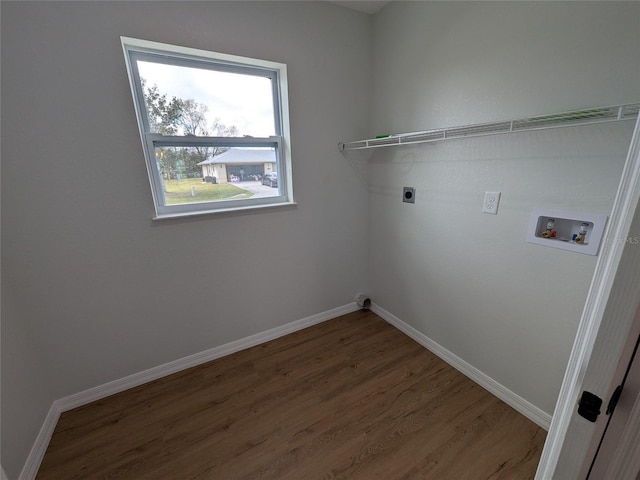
[152,201,298,221]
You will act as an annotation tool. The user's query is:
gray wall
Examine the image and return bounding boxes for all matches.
[3,1,640,477]
[368,1,640,415]
[0,2,372,477]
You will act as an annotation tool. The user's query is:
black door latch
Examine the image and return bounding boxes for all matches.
[578,391,602,422]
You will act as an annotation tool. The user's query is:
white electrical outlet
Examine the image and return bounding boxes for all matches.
[483,191,501,215]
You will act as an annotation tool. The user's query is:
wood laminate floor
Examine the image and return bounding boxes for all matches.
[37,310,546,479]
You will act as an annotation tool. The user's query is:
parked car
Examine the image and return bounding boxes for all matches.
[262,172,278,187]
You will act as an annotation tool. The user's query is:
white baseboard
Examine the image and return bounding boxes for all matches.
[19,302,360,480]
[55,303,360,413]
[371,303,552,430]
[18,403,61,480]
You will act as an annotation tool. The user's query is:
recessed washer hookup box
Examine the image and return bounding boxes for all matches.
[526,209,608,256]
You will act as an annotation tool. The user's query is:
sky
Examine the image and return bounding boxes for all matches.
[137,60,276,137]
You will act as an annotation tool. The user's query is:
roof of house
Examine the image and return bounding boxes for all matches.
[197,148,276,166]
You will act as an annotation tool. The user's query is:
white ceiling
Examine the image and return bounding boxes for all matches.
[332,1,390,15]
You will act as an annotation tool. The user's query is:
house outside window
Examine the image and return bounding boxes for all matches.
[121,37,294,218]
[197,148,276,184]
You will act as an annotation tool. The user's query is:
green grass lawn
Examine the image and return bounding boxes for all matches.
[163,178,253,205]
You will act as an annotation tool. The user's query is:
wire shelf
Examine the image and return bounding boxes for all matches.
[339,102,639,152]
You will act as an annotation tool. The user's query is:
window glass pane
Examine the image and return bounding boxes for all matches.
[138,60,276,137]
[155,146,280,206]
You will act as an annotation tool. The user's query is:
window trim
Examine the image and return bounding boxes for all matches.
[121,37,294,219]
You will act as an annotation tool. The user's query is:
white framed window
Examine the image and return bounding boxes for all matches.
[121,37,294,219]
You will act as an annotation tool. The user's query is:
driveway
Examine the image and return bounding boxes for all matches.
[234,181,279,198]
